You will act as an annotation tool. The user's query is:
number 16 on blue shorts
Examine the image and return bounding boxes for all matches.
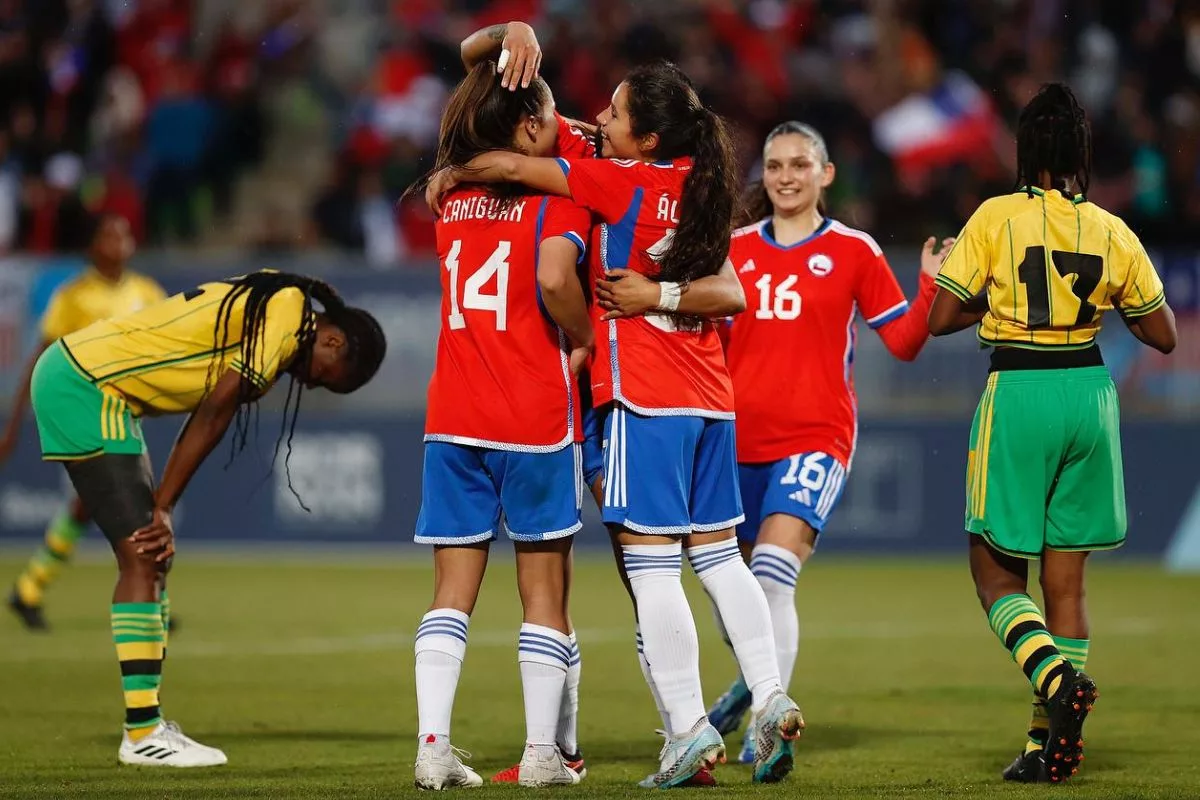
[737,451,847,542]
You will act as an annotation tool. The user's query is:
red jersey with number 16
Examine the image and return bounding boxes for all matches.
[426,189,590,450]
[555,156,734,418]
[726,219,915,465]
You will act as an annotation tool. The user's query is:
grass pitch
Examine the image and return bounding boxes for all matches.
[0,552,1198,799]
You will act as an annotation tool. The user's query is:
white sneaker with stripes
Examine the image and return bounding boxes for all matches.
[118,721,228,767]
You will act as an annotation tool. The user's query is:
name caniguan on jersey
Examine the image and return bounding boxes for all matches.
[426,188,590,450]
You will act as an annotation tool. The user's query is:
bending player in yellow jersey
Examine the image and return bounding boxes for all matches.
[3,215,166,631]
[928,84,1177,784]
[28,270,386,767]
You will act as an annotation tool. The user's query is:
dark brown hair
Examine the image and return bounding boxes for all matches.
[623,61,739,287]
[410,61,552,208]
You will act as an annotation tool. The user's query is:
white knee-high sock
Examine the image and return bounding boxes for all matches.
[555,631,581,755]
[749,543,801,693]
[414,608,469,739]
[622,542,706,736]
[687,539,781,713]
[636,624,671,734]
[518,623,571,746]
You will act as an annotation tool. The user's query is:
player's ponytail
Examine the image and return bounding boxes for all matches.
[623,61,738,290]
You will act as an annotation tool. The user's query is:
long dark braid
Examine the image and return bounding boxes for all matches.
[206,270,387,508]
[1015,83,1092,199]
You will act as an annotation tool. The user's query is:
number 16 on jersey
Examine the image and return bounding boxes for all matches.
[444,239,511,331]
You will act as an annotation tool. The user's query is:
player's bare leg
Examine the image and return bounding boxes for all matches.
[414,544,489,790]
[508,538,580,787]
[498,492,588,785]
[969,536,1092,784]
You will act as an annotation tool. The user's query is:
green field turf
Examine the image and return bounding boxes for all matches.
[0,552,1198,799]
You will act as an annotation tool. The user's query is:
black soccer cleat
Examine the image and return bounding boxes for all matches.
[1042,667,1098,784]
[7,588,49,632]
[1002,749,1049,783]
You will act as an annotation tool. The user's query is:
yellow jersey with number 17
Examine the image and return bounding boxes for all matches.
[59,280,307,417]
[935,187,1166,350]
[40,269,167,342]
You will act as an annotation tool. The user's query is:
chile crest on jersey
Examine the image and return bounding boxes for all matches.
[726,218,910,465]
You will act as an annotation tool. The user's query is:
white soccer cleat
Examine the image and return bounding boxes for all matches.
[414,736,484,790]
[517,743,583,787]
[117,720,228,767]
[638,720,725,789]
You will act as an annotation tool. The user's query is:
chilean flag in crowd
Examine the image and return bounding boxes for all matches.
[872,71,1000,181]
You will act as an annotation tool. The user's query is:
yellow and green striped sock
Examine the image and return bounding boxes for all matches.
[1025,636,1089,754]
[14,511,86,606]
[112,602,164,742]
[987,594,1071,700]
[160,588,171,657]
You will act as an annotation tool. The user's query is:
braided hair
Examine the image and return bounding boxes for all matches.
[206,270,387,507]
[1015,83,1092,199]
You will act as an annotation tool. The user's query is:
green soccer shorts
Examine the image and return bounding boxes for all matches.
[30,342,145,461]
[964,366,1125,558]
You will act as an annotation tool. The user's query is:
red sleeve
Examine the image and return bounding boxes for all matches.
[853,241,910,328]
[555,113,596,159]
[554,158,638,223]
[874,272,936,362]
[539,196,591,262]
[852,238,932,361]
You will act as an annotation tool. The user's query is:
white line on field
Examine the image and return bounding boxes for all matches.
[0,617,1182,664]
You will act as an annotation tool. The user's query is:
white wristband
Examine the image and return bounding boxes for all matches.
[657,281,682,312]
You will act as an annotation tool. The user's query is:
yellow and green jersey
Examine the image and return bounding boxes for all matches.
[59,279,308,416]
[935,188,1166,350]
[40,268,167,342]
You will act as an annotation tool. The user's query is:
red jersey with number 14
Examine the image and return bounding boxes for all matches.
[726,219,914,465]
[426,189,590,450]
[555,156,734,418]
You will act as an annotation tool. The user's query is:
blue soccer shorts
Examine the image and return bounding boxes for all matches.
[601,404,743,535]
[737,451,848,543]
[415,442,583,544]
[581,402,606,491]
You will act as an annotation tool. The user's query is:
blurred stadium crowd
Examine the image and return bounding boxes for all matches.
[2,0,1199,264]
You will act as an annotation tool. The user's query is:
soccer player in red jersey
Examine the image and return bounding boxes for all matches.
[459,23,741,788]
[428,62,804,787]
[410,63,595,790]
[703,122,953,760]
[454,22,598,786]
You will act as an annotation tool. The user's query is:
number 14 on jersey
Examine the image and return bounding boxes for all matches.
[445,239,511,331]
